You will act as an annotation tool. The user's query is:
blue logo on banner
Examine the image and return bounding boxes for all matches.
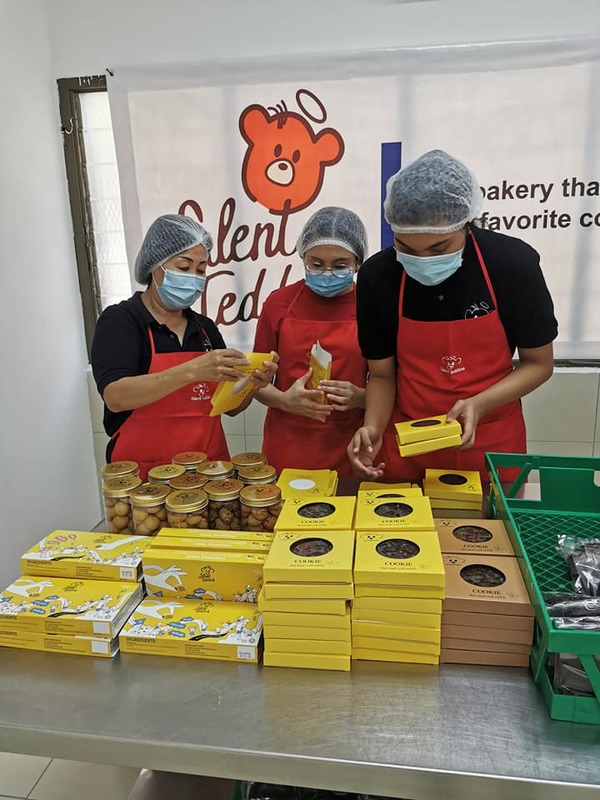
[381,142,402,250]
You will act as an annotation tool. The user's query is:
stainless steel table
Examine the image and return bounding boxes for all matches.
[0,649,598,800]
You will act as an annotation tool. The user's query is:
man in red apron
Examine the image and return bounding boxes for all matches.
[254,207,368,476]
[92,214,277,480]
[348,150,557,481]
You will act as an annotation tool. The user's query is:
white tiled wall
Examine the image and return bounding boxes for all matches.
[87,368,600,484]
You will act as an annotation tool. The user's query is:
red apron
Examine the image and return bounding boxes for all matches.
[381,232,526,481]
[110,326,229,480]
[262,284,366,476]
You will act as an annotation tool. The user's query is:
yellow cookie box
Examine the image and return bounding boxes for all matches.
[398,433,462,457]
[351,607,441,628]
[263,651,350,671]
[147,536,271,554]
[264,530,355,584]
[352,648,439,665]
[264,637,351,656]
[142,549,265,602]
[209,353,272,416]
[0,576,142,637]
[352,636,440,656]
[21,531,152,582]
[257,590,347,616]
[429,498,483,510]
[354,584,443,599]
[358,482,415,491]
[395,415,462,445]
[354,531,445,588]
[263,623,350,642]
[119,598,262,663]
[157,527,274,542]
[277,469,338,500]
[351,620,441,643]
[0,628,119,658]
[275,497,356,532]
[353,596,442,614]
[424,469,483,500]
[263,583,354,601]
[358,487,423,500]
[262,608,351,630]
[354,496,434,532]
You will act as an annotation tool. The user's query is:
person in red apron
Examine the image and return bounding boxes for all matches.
[92,214,277,480]
[348,150,557,481]
[254,207,369,476]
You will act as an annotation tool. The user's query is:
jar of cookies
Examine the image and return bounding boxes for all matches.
[165,489,209,530]
[237,464,277,486]
[147,464,186,486]
[101,460,139,483]
[168,473,209,491]
[171,451,208,473]
[240,484,282,533]
[231,452,268,475]
[204,478,244,530]
[129,483,171,536]
[197,460,235,481]
[102,475,142,535]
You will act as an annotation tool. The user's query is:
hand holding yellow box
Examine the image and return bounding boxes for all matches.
[306,341,331,403]
[395,415,462,445]
[209,352,272,416]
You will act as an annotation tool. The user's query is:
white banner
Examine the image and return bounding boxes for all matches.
[109,40,600,359]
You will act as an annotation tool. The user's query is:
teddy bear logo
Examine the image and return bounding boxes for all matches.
[239,90,345,215]
[440,355,466,375]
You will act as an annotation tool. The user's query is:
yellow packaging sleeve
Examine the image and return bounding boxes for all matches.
[307,341,332,403]
[398,433,463,457]
[263,637,351,656]
[354,530,445,588]
[358,482,415,491]
[274,497,356,532]
[429,498,483,510]
[395,415,462,445]
[351,620,441,643]
[263,582,354,601]
[358,487,424,500]
[354,584,444,599]
[0,628,119,657]
[157,527,274,542]
[147,536,272,553]
[263,651,350,671]
[263,623,351,641]
[352,596,442,614]
[264,530,355,584]
[257,589,347,615]
[354,495,435,532]
[262,608,351,630]
[351,607,441,628]
[352,648,439,665]
[209,353,272,416]
[352,635,441,656]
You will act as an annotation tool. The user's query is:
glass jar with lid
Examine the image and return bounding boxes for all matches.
[237,464,277,486]
[129,483,171,536]
[165,489,209,530]
[101,460,139,483]
[147,464,186,486]
[230,452,268,474]
[168,473,209,491]
[240,484,282,533]
[197,460,235,481]
[171,451,208,473]
[102,475,142,535]
[204,478,244,530]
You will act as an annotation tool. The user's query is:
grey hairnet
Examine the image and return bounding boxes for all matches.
[384,150,484,234]
[134,214,214,283]
[296,206,368,266]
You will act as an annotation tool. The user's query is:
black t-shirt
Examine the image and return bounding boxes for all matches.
[91,292,226,440]
[356,226,558,359]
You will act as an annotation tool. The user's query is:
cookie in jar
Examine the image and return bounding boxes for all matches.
[130,483,171,536]
[102,475,142,535]
[165,489,209,530]
[204,478,244,530]
[240,484,282,533]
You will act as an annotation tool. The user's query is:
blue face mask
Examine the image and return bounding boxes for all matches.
[396,248,463,286]
[154,267,206,310]
[305,269,354,298]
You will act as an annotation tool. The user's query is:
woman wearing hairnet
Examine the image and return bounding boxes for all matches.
[92,214,277,479]
[254,207,368,475]
[349,150,557,480]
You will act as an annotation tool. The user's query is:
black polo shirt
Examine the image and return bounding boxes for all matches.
[91,292,225,441]
[356,226,558,359]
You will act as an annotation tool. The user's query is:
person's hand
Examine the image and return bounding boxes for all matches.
[249,351,279,391]
[190,349,250,383]
[282,368,333,422]
[446,397,481,449]
[347,425,385,478]
[319,380,365,411]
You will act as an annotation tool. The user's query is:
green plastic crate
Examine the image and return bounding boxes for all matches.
[486,452,600,724]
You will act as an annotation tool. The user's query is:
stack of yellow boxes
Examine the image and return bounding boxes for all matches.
[423,469,484,518]
[277,469,338,500]
[352,492,444,665]
[0,531,148,657]
[436,518,534,667]
[395,415,462,457]
[261,495,356,671]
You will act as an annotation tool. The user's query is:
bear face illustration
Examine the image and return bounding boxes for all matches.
[239,104,344,215]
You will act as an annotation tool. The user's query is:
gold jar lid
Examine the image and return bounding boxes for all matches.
[130,483,171,507]
[204,478,244,501]
[240,484,282,507]
[101,460,139,479]
[197,460,235,479]
[147,464,186,484]
[237,464,277,485]
[165,488,208,513]
[171,451,208,468]
[102,475,143,498]
[231,452,268,469]
[169,473,209,490]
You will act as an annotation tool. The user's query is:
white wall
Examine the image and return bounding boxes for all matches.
[0,0,101,586]
[48,0,600,77]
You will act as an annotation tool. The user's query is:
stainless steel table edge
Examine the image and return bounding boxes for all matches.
[0,724,597,800]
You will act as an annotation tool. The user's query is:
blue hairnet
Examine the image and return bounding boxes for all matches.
[296,206,368,265]
[134,214,213,283]
[384,150,484,234]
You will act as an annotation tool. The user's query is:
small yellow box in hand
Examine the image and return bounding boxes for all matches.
[395,415,462,445]
[306,341,332,403]
[209,352,272,416]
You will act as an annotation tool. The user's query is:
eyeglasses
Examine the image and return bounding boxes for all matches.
[304,263,355,277]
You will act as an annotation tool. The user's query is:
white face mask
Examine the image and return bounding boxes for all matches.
[395,248,463,286]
